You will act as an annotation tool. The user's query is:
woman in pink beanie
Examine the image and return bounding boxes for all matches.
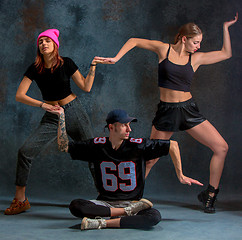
[5,29,104,215]
[37,29,60,48]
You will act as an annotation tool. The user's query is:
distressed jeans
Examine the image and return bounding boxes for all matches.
[15,98,93,186]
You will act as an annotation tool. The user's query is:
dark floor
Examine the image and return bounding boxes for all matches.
[0,195,241,240]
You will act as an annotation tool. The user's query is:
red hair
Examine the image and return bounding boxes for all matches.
[35,40,63,74]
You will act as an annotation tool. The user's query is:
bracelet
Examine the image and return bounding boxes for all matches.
[90,63,97,67]
[40,102,44,108]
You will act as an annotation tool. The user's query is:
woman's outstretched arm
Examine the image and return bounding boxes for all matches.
[193,13,238,68]
[95,38,167,64]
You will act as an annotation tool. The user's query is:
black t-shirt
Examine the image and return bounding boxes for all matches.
[68,137,170,201]
[24,57,78,101]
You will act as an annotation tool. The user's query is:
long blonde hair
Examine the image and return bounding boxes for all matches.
[174,23,202,44]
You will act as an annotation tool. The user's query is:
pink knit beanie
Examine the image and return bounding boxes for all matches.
[37,29,60,48]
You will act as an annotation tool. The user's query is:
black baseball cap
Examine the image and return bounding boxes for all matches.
[105,109,137,127]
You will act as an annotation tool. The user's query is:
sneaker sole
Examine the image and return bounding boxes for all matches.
[140,198,153,208]
[204,209,215,214]
[4,205,31,215]
[81,217,88,230]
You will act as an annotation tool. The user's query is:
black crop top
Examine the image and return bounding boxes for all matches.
[24,57,78,101]
[158,45,194,92]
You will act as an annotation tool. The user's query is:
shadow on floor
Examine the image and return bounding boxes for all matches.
[151,198,242,213]
[1,198,241,217]
[0,199,69,208]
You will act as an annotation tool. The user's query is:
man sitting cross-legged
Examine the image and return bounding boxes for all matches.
[50,108,203,230]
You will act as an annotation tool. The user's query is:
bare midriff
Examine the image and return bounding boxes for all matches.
[44,93,77,106]
[159,87,192,102]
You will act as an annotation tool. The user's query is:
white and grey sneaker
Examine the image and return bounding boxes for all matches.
[124,198,153,216]
[81,217,107,231]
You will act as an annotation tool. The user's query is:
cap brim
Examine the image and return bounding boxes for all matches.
[105,117,137,128]
[119,117,137,124]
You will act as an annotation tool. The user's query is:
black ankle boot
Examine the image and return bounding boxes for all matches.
[198,184,219,213]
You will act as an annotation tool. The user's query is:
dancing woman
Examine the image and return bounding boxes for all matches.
[5,29,104,215]
[95,13,238,213]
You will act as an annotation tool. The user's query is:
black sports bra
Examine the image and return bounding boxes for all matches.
[158,45,194,92]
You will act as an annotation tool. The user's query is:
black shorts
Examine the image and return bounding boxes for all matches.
[152,98,206,132]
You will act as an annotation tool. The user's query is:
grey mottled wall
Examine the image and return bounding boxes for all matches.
[0,0,241,200]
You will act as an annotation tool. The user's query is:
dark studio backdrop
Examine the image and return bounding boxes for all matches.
[0,0,241,201]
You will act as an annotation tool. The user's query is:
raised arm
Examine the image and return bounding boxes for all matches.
[16,76,59,112]
[95,38,167,64]
[71,58,106,92]
[169,140,203,186]
[193,13,238,67]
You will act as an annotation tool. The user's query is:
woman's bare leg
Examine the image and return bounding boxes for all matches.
[186,120,228,191]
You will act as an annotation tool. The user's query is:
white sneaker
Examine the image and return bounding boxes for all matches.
[124,198,153,216]
[81,217,107,230]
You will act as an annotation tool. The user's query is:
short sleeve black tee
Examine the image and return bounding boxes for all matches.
[24,57,78,101]
[68,137,170,201]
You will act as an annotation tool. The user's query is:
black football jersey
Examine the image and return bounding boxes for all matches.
[69,137,170,201]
